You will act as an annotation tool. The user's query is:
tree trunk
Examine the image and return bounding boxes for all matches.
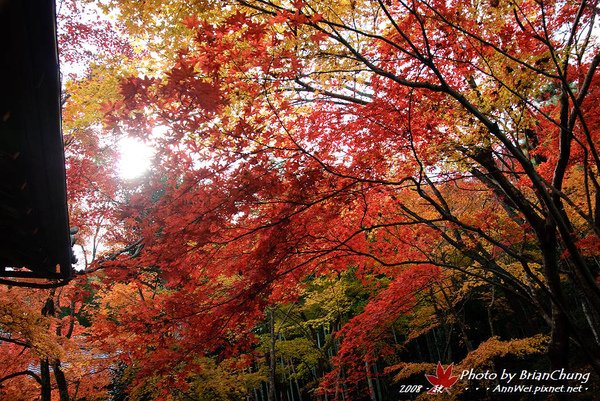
[40,291,70,401]
[365,361,376,401]
[268,307,277,401]
[581,299,600,345]
[53,360,70,401]
[541,227,569,401]
[40,293,55,401]
[40,359,51,401]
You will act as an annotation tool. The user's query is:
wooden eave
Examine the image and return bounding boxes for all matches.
[0,0,73,282]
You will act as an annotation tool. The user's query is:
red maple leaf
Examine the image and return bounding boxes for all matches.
[425,362,459,394]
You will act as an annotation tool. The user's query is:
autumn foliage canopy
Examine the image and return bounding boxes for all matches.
[1,0,600,400]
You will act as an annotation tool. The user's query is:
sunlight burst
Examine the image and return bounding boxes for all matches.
[117,137,154,179]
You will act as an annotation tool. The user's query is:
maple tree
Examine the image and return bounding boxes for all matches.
[88,0,600,398]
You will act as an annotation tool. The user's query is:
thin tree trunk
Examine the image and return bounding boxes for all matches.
[581,299,600,345]
[41,291,70,401]
[373,363,383,401]
[488,286,496,337]
[365,361,376,401]
[40,359,51,401]
[40,293,55,401]
[53,360,70,401]
[268,308,277,401]
[541,227,569,401]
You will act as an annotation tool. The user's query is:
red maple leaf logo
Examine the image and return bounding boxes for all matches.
[425,362,459,394]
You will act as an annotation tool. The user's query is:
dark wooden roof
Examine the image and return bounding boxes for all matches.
[0,0,73,284]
